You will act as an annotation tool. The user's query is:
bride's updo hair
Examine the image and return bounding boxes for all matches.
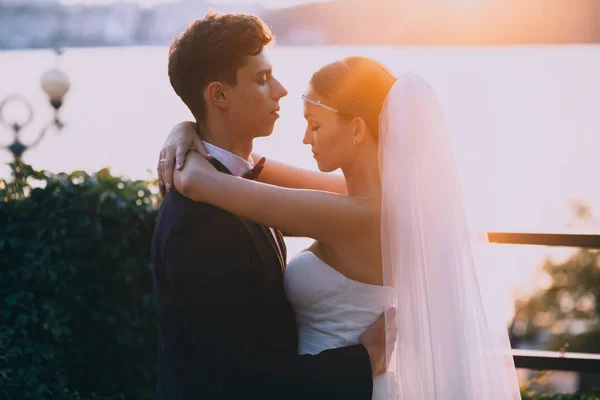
[308,57,397,140]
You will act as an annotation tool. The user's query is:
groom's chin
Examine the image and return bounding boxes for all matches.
[254,126,276,138]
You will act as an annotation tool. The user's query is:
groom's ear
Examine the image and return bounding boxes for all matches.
[205,81,229,110]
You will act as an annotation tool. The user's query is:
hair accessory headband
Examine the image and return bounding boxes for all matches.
[301,94,340,114]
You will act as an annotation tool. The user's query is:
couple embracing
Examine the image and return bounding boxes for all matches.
[152,11,521,400]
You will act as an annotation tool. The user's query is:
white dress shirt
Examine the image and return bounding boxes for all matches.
[202,141,284,259]
[203,141,255,177]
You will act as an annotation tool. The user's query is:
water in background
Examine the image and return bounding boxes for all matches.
[1,45,599,318]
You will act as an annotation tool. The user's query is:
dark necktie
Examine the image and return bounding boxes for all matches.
[241,157,266,181]
[242,157,285,269]
[207,155,284,268]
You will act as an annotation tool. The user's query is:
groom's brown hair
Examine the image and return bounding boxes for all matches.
[168,12,273,122]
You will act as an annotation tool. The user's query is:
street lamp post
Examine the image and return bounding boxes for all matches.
[0,51,70,181]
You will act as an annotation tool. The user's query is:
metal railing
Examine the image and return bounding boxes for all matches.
[487,232,600,249]
[488,232,600,373]
[512,349,600,373]
[286,232,600,373]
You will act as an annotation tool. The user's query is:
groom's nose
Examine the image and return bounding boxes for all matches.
[271,78,288,100]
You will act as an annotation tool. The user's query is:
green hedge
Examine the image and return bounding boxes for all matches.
[0,164,598,399]
[0,165,159,399]
[521,390,600,400]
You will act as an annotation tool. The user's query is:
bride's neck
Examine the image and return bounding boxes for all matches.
[342,143,381,199]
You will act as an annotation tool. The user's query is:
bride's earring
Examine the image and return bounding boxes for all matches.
[352,140,357,145]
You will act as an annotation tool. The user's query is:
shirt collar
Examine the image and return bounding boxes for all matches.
[202,141,253,177]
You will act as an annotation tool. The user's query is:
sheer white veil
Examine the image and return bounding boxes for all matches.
[379,73,521,399]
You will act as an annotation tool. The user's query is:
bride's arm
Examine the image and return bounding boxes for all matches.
[174,152,371,244]
[158,121,347,195]
[251,154,347,195]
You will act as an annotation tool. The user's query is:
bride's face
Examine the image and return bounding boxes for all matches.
[302,89,356,173]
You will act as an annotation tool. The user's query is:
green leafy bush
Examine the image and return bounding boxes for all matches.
[0,164,159,399]
[521,388,600,399]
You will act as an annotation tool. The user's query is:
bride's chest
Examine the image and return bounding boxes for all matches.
[283,252,392,315]
[307,242,383,286]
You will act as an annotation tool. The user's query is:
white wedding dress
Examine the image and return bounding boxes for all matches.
[284,251,397,400]
[288,73,521,399]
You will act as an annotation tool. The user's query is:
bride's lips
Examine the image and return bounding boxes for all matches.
[270,107,280,118]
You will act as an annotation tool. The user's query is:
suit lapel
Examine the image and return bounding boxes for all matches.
[274,229,287,270]
[259,225,286,273]
[209,157,286,273]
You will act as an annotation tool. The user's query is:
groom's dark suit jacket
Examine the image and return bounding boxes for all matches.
[151,161,373,400]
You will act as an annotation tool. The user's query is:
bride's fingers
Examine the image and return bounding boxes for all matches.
[192,136,209,158]
[385,307,397,340]
[384,307,397,364]
[162,149,177,193]
[385,307,396,327]
[175,150,186,171]
[175,140,192,171]
[174,136,209,171]
[157,152,166,197]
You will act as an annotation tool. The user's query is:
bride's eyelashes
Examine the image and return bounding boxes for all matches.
[310,124,320,132]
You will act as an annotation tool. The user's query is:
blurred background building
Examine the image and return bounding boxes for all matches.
[2,0,600,49]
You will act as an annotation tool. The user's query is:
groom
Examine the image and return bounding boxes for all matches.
[152,12,389,400]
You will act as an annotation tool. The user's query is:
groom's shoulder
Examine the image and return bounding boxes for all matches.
[157,189,241,229]
[153,190,250,270]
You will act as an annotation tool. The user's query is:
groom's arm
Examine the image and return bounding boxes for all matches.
[165,204,373,400]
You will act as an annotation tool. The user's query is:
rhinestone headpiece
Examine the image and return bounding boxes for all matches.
[301,94,339,114]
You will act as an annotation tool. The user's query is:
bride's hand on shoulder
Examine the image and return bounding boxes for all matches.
[157,121,207,195]
[173,151,219,200]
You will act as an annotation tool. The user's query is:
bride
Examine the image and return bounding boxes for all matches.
[158,56,522,399]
